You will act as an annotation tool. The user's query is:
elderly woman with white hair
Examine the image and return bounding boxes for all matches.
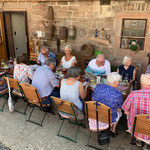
[117,56,136,83]
[92,72,123,136]
[59,45,77,71]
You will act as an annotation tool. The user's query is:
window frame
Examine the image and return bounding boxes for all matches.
[120,18,147,50]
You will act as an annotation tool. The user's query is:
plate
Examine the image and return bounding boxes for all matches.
[2,66,10,69]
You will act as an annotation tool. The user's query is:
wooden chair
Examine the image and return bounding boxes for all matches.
[20,83,47,126]
[3,77,27,114]
[131,114,150,149]
[29,53,39,63]
[85,101,112,149]
[51,96,85,143]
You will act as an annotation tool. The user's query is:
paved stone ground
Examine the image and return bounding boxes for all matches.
[0,98,148,150]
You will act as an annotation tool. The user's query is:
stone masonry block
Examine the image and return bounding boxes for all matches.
[54,6,61,12]
[73,11,85,17]
[68,6,79,11]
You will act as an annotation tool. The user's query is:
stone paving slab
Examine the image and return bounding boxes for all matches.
[0,98,148,150]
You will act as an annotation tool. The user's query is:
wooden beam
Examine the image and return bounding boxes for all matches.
[1,0,74,1]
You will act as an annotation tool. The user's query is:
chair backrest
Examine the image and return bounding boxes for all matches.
[30,53,39,62]
[20,83,41,103]
[3,77,20,90]
[132,114,150,137]
[51,96,77,116]
[85,101,112,124]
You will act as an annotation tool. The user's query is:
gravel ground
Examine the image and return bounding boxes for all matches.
[0,97,147,150]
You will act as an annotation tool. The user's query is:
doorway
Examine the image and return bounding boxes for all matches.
[3,11,29,59]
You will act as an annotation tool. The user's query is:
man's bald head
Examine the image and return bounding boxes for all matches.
[141,74,150,87]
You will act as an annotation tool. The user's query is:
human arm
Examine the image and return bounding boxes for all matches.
[48,71,60,88]
[117,68,119,73]
[37,53,41,65]
[78,81,89,99]
[71,56,77,67]
[131,69,136,83]
[122,93,133,116]
[146,64,150,73]
[105,60,111,75]
[37,60,41,65]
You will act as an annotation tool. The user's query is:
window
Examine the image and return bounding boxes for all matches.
[120,19,147,50]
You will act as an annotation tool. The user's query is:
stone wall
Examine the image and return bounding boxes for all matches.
[0,0,150,74]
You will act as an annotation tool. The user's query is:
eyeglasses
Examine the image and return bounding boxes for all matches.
[99,61,105,64]
[41,53,47,56]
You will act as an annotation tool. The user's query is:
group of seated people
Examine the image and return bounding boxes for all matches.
[0,44,150,149]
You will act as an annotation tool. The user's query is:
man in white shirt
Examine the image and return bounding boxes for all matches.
[86,54,111,76]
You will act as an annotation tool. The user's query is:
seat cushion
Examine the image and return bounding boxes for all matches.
[88,118,109,132]
[59,111,84,120]
[12,89,22,97]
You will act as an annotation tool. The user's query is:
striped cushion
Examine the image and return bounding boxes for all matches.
[88,118,109,132]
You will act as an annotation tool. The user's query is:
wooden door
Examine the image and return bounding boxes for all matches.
[4,13,15,59]
[0,12,7,61]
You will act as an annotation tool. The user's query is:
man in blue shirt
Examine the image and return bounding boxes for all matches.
[37,46,56,65]
[92,72,123,135]
[32,58,59,105]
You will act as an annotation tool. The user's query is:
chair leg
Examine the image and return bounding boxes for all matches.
[24,103,29,115]
[57,119,65,136]
[14,99,28,115]
[40,112,47,126]
[87,131,92,146]
[27,106,47,126]
[74,125,80,143]
[57,119,81,143]
[0,99,7,112]
[27,106,35,122]
[86,131,102,150]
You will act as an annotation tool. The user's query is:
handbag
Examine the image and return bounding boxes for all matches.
[7,77,14,112]
[96,101,111,145]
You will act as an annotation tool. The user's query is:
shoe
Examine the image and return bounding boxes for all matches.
[135,140,142,147]
[43,107,55,115]
[111,131,119,138]
[143,144,148,150]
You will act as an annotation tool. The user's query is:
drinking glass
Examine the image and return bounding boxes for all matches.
[1,59,5,68]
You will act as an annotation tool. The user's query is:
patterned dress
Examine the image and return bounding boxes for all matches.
[13,64,36,83]
[92,84,123,123]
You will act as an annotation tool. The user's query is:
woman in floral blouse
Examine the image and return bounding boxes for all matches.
[13,55,36,83]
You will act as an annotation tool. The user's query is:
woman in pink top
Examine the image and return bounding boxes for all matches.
[13,55,35,83]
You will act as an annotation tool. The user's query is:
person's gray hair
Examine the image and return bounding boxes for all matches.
[96,54,105,61]
[44,58,55,66]
[41,46,49,52]
[122,56,132,65]
[67,66,81,78]
[64,45,72,52]
[107,72,121,85]
[140,74,150,87]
